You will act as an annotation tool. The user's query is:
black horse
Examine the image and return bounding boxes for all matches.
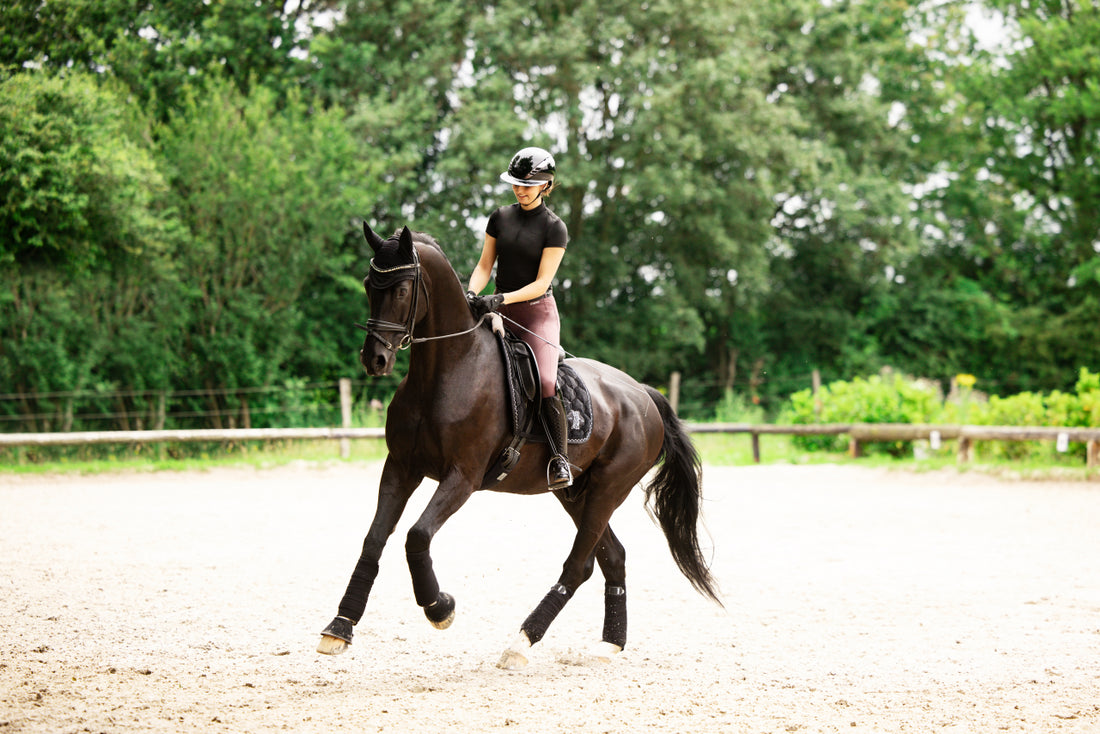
[318,224,720,669]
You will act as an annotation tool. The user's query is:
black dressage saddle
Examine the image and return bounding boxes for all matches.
[480,318,593,489]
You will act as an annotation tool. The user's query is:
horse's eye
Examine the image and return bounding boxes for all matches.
[396,284,410,299]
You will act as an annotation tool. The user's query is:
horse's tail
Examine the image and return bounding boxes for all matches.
[643,386,722,606]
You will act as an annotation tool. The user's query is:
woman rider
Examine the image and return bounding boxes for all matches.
[466,147,572,491]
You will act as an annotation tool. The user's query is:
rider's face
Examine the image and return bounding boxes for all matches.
[512,183,546,210]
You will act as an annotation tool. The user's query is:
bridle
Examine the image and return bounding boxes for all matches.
[356,246,424,351]
[356,245,492,350]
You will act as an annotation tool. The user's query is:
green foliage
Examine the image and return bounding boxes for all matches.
[1,0,312,119]
[779,368,1100,462]
[711,390,766,424]
[779,372,942,455]
[155,76,377,417]
[951,368,1100,461]
[2,0,1099,432]
[0,70,174,271]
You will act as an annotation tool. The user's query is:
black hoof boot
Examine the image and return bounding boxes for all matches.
[320,615,354,644]
[425,592,456,629]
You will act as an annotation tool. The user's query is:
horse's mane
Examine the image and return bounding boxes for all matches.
[398,229,463,287]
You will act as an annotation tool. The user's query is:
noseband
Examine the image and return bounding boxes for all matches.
[356,247,423,351]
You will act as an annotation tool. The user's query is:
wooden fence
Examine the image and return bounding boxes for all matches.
[2,422,1098,469]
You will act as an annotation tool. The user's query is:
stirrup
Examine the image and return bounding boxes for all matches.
[548,456,573,491]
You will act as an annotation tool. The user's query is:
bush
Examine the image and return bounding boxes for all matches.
[711,389,766,423]
[777,367,1100,462]
[959,368,1100,461]
[779,372,941,455]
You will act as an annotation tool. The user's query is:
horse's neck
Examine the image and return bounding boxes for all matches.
[409,319,496,378]
[406,260,498,392]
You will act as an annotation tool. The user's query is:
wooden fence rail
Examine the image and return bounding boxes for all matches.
[2,422,1097,468]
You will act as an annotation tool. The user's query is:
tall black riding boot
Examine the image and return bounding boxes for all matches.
[540,395,573,491]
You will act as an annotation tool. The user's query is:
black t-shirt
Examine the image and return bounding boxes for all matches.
[486,203,568,292]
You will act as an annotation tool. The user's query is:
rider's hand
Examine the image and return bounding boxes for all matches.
[467,293,504,317]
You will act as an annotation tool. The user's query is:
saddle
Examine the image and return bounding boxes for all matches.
[481,315,593,489]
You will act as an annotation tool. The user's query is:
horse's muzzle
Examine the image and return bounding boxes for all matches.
[360,346,394,376]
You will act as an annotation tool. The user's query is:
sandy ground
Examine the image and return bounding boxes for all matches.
[1,462,1099,733]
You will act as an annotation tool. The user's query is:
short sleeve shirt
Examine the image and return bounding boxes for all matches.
[486,203,568,293]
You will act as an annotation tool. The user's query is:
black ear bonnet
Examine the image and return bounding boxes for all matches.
[368,230,419,290]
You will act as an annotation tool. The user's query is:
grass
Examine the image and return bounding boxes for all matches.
[0,438,390,476]
[1,431,1096,482]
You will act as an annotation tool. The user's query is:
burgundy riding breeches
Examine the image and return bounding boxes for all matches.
[499,293,561,398]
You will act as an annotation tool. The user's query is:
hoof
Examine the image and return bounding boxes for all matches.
[497,631,531,671]
[425,592,456,630]
[587,640,623,663]
[317,634,349,655]
[318,616,353,655]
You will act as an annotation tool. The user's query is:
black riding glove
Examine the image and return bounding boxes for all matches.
[467,292,505,318]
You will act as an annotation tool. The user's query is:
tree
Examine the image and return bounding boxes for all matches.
[155,76,378,423]
[0,69,173,271]
[0,0,321,119]
[893,0,1100,392]
[0,69,185,427]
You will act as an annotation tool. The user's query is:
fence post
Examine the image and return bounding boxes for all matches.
[958,436,973,464]
[751,432,761,463]
[1088,439,1099,470]
[669,371,681,415]
[812,369,822,417]
[339,379,353,459]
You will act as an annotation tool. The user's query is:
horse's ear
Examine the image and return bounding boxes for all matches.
[363,222,385,253]
[398,226,414,260]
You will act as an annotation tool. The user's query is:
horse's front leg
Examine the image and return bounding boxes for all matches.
[404,469,478,630]
[317,458,422,655]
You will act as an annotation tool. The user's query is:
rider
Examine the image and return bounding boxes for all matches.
[467,146,573,491]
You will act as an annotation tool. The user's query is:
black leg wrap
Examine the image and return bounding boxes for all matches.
[320,615,355,644]
[520,583,573,645]
[602,585,628,649]
[337,558,379,622]
[424,592,456,626]
[406,548,440,607]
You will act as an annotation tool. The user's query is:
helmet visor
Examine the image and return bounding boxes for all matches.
[500,172,552,187]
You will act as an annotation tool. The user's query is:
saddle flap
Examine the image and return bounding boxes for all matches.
[512,343,539,403]
[491,324,592,444]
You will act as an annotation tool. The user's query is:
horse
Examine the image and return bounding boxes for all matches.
[317,223,721,669]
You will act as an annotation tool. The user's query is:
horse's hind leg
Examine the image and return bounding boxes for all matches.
[555,493,628,659]
[498,473,635,670]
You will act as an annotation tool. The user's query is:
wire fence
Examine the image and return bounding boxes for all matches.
[3,368,1068,435]
[0,373,804,434]
[0,380,390,434]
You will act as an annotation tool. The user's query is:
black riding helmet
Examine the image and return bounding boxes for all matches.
[500,147,556,187]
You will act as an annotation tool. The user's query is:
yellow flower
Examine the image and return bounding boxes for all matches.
[956,373,976,388]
